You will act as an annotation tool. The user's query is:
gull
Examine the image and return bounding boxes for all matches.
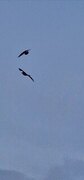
[18,49,31,57]
[19,68,34,82]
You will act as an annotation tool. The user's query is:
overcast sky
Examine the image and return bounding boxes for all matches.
[0,1,84,180]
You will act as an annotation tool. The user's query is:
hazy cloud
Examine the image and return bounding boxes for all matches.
[0,169,34,180]
[45,159,84,180]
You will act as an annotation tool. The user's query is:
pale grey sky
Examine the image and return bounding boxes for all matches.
[0,1,84,180]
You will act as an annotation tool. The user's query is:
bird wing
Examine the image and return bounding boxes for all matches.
[27,74,34,82]
[18,51,25,57]
[19,68,23,72]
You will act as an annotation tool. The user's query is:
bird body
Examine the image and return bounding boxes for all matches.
[18,49,31,57]
[19,68,34,82]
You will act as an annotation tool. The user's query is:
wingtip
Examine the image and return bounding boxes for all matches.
[19,68,22,71]
[18,55,21,58]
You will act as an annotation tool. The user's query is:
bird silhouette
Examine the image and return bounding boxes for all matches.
[19,68,34,82]
[18,49,31,57]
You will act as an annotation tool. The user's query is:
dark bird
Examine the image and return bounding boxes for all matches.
[18,49,31,57]
[19,68,34,82]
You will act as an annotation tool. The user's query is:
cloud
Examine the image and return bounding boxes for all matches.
[0,169,34,180]
[45,159,84,180]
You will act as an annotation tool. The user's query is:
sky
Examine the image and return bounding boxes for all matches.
[0,169,31,180]
[0,1,84,180]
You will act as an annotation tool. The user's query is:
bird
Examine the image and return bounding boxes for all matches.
[18,49,31,57]
[19,68,34,82]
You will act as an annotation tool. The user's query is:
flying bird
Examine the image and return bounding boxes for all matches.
[18,49,31,57]
[19,68,34,82]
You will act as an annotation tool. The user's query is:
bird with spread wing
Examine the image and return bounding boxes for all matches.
[19,68,34,82]
[18,49,31,57]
